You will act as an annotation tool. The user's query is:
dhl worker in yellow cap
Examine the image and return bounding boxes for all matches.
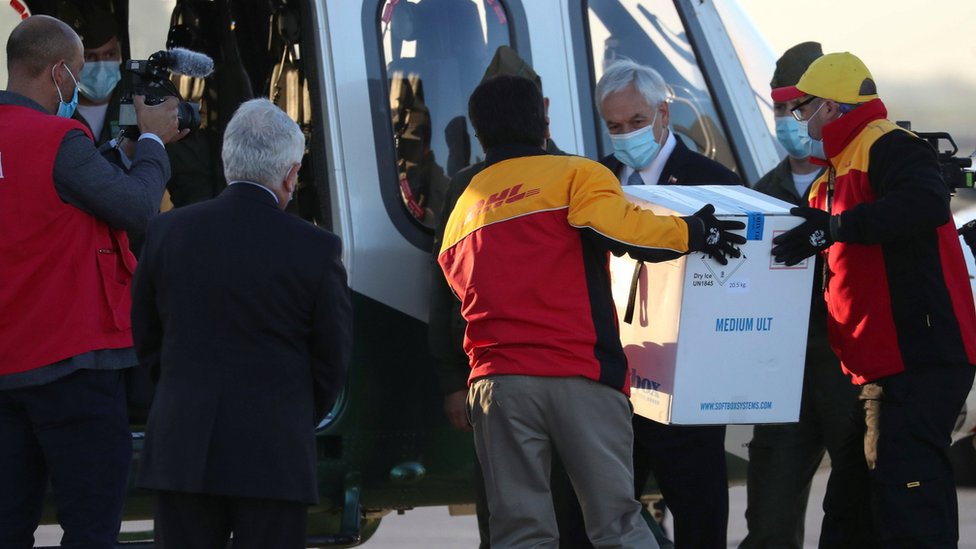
[771,52,976,547]
[741,42,862,549]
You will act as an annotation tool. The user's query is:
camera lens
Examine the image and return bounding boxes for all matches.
[177,101,201,132]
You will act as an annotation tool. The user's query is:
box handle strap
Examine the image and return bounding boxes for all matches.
[623,260,645,325]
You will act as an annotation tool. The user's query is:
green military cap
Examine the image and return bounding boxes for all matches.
[60,2,118,50]
[481,45,542,91]
[770,41,823,90]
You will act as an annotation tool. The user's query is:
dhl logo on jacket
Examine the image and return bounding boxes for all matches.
[438,150,694,394]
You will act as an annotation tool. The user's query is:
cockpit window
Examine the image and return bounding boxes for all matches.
[585,0,738,175]
[379,0,512,228]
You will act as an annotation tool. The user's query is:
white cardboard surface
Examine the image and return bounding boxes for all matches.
[612,185,814,425]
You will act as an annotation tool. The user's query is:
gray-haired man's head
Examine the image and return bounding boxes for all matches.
[595,59,669,119]
[222,98,304,209]
[595,59,672,169]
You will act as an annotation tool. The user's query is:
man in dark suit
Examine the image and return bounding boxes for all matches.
[131,98,352,549]
[595,59,740,549]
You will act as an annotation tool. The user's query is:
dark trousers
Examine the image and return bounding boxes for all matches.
[154,490,308,549]
[633,417,728,549]
[858,364,975,548]
[0,369,131,549]
[741,349,866,549]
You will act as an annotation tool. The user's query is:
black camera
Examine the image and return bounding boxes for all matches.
[897,122,974,193]
[118,49,214,134]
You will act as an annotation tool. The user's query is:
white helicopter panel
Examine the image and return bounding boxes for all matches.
[518,1,585,157]
[318,1,436,321]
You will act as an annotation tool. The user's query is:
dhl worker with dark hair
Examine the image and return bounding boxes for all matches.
[439,73,746,548]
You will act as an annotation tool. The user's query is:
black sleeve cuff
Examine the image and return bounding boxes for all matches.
[682,215,706,252]
[830,213,845,242]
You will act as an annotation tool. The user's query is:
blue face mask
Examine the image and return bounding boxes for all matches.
[609,112,661,170]
[78,61,121,102]
[51,63,79,118]
[775,116,811,159]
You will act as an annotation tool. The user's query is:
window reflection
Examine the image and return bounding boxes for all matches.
[380,0,511,227]
[587,0,737,174]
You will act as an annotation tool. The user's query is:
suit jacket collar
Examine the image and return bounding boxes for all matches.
[659,134,693,184]
[222,181,280,208]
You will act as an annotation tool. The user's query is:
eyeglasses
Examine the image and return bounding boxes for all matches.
[790,96,818,121]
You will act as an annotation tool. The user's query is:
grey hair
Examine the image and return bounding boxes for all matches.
[595,59,669,116]
[222,98,305,189]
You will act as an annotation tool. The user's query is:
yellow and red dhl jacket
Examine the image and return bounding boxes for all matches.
[438,145,703,394]
[809,99,976,384]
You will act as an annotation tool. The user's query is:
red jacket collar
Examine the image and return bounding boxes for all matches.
[820,98,887,161]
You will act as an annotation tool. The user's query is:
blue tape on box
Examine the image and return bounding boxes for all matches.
[746,212,763,240]
[636,186,767,240]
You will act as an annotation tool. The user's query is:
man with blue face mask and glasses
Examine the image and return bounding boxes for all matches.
[0,14,185,548]
[742,42,865,549]
[595,59,740,549]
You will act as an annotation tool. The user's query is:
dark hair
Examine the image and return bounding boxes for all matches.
[468,75,546,151]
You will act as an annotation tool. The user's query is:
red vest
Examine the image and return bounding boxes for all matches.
[0,105,136,375]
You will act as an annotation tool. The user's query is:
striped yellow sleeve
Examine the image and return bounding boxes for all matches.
[565,160,691,253]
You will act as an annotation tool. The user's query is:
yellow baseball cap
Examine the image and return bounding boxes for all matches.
[772,52,878,104]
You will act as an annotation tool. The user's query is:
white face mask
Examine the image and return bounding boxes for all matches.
[795,101,825,145]
[796,101,827,159]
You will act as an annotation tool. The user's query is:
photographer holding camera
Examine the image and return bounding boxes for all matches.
[0,15,185,548]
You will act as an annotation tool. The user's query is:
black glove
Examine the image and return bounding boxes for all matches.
[690,204,746,265]
[771,206,833,266]
[960,219,976,258]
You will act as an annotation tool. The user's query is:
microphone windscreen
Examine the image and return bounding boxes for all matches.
[168,47,214,78]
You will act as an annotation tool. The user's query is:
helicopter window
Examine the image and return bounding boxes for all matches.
[585,0,738,175]
[379,0,512,228]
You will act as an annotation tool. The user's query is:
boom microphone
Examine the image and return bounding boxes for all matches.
[150,48,214,78]
[119,48,212,132]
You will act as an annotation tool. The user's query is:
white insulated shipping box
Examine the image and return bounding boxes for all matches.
[611,185,814,425]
